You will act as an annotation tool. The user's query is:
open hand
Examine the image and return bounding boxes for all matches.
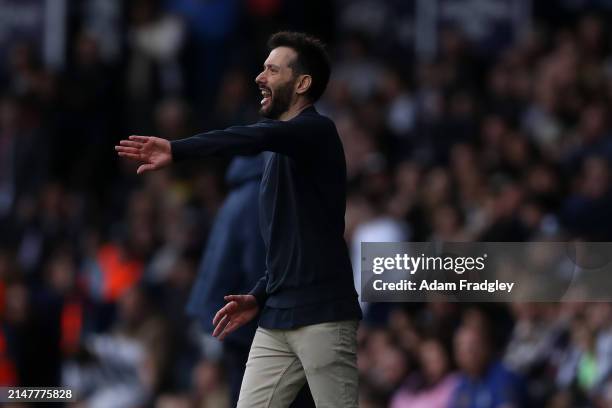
[115,135,172,174]
[212,295,259,340]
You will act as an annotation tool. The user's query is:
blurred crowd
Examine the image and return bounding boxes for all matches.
[1,0,612,407]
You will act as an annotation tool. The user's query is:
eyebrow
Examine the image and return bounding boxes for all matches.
[264,63,281,70]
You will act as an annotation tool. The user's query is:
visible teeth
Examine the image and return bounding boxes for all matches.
[260,87,271,105]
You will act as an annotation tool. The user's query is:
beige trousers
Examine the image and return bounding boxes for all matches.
[236,320,359,408]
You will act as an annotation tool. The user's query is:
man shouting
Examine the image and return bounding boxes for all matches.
[116,31,361,407]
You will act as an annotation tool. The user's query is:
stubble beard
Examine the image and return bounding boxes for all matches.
[259,79,295,120]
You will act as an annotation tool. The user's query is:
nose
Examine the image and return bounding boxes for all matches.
[255,71,266,85]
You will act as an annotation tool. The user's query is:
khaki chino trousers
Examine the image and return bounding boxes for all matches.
[236,320,359,408]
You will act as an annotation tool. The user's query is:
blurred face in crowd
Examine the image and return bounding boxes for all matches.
[46,252,76,294]
[581,156,610,199]
[572,322,595,352]
[420,339,451,384]
[256,46,300,119]
[454,325,491,378]
[0,97,18,130]
[118,288,149,328]
[432,204,462,238]
[5,283,29,324]
[373,345,408,390]
[580,104,607,142]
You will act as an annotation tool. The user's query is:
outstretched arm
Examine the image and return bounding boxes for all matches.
[117,115,325,173]
[171,117,322,162]
[115,135,172,174]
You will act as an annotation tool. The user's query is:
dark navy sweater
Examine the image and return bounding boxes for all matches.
[171,106,362,329]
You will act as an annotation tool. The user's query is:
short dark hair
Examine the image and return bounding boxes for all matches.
[267,31,331,102]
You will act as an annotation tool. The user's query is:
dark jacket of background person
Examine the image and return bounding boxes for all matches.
[449,361,528,408]
[186,154,265,347]
[185,153,314,407]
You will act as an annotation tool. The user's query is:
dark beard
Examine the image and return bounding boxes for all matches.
[259,79,295,119]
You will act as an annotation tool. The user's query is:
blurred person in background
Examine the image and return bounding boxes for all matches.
[186,153,314,407]
[560,156,612,240]
[450,321,527,408]
[116,31,362,407]
[503,303,566,405]
[554,306,612,407]
[358,327,409,406]
[60,31,119,192]
[125,0,185,131]
[390,337,459,408]
[350,188,409,312]
[0,94,49,219]
[64,286,170,407]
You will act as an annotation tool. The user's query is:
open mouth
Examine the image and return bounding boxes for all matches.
[260,87,272,106]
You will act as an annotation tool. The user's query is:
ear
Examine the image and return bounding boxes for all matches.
[295,74,312,96]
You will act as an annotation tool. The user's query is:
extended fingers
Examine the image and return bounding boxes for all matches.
[219,320,239,340]
[129,135,150,143]
[213,303,232,326]
[119,140,143,148]
[118,152,140,160]
[224,295,241,302]
[115,145,140,154]
[115,145,141,161]
[212,315,230,337]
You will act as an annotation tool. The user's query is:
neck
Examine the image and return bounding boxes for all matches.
[279,99,312,121]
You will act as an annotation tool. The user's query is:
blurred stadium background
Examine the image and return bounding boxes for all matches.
[1,0,612,407]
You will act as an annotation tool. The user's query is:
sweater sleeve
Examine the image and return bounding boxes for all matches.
[171,116,323,161]
[248,274,269,308]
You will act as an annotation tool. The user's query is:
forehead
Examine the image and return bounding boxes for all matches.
[264,46,298,68]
